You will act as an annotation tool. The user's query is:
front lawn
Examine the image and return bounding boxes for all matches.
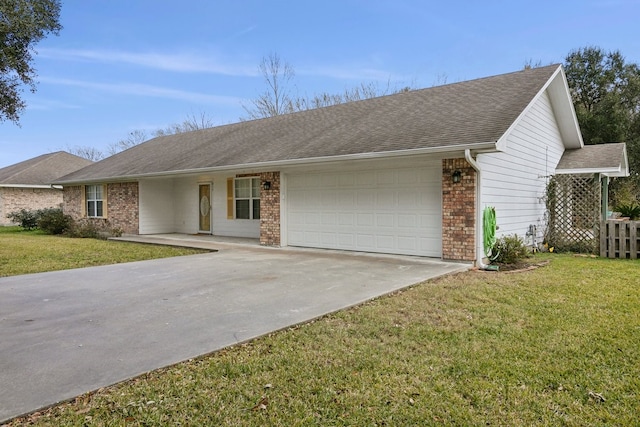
[0,227,206,277]
[5,253,639,426]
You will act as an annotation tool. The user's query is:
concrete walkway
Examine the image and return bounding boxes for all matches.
[0,239,469,422]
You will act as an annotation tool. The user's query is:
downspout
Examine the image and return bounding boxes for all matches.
[465,149,488,269]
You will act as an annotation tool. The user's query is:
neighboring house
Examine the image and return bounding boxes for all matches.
[55,65,628,264]
[0,152,93,226]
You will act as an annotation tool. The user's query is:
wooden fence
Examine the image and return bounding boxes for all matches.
[600,220,640,259]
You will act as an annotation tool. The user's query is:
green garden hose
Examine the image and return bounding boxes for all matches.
[483,206,497,258]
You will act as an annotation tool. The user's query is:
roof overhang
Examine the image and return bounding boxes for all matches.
[55,141,498,185]
[555,143,629,177]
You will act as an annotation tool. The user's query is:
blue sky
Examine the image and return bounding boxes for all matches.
[2,0,639,168]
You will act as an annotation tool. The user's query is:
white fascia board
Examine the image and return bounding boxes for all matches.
[496,65,583,152]
[0,184,58,189]
[555,167,628,177]
[55,142,498,185]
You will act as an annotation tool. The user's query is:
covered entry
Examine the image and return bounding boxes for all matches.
[286,165,442,257]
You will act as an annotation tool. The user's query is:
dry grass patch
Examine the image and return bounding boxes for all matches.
[5,254,640,426]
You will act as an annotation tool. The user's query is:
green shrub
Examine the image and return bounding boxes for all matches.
[491,234,530,264]
[37,208,73,235]
[616,203,640,220]
[66,218,122,239]
[6,208,39,230]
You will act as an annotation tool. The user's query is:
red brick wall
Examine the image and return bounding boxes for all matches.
[259,171,280,246]
[442,159,476,261]
[62,182,139,234]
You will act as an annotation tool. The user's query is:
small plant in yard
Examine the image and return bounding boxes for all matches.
[491,234,530,265]
[6,208,39,230]
[616,202,640,220]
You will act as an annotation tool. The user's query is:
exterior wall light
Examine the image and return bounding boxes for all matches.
[452,170,462,184]
[263,181,271,191]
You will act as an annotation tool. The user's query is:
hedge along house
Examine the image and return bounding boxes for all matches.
[54,65,628,265]
[0,152,93,226]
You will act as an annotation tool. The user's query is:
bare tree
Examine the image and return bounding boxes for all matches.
[106,129,148,156]
[66,145,104,161]
[154,111,216,136]
[242,53,415,119]
[241,53,296,120]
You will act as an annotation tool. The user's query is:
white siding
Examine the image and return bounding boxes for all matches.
[211,175,260,238]
[478,90,565,244]
[139,179,175,234]
[173,177,199,234]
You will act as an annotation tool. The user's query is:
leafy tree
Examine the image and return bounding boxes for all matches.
[564,46,640,204]
[0,0,62,124]
[564,47,640,146]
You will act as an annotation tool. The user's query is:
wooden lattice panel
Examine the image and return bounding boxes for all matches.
[545,174,601,253]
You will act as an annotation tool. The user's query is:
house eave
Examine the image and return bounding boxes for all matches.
[555,167,629,177]
[55,142,498,185]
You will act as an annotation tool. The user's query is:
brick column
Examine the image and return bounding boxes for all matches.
[107,182,139,234]
[260,172,280,246]
[442,159,476,261]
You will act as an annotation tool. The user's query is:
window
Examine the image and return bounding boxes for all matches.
[86,185,104,217]
[234,177,260,219]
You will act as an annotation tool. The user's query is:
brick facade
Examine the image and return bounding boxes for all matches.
[107,182,139,234]
[0,187,63,226]
[62,182,139,234]
[442,159,476,261]
[259,171,280,246]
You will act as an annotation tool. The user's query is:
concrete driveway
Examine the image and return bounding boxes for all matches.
[0,244,468,422]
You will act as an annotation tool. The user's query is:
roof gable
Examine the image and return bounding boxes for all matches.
[0,152,93,186]
[57,65,563,184]
[496,65,583,151]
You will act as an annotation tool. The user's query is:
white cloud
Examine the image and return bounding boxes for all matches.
[38,48,258,76]
[39,76,244,105]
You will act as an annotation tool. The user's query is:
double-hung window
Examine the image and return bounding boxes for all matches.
[86,185,104,217]
[234,177,260,219]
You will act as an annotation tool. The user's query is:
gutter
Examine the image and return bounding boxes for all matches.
[464,149,488,270]
[54,142,498,186]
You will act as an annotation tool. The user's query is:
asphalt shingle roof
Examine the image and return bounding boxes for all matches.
[57,64,561,183]
[0,152,93,185]
[556,143,627,172]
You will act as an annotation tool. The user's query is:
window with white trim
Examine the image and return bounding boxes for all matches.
[234,177,260,219]
[86,185,104,217]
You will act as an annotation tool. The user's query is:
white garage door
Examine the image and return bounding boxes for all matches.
[286,166,442,257]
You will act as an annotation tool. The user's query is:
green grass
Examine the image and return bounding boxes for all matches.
[5,253,639,426]
[0,226,206,277]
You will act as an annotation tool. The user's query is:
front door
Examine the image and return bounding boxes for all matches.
[198,183,211,233]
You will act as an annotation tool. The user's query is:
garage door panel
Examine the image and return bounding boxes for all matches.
[287,166,442,257]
